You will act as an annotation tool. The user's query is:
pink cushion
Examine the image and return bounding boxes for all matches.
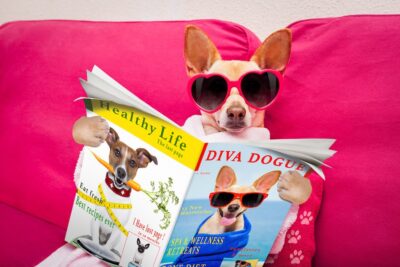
[274,15,399,266]
[0,20,260,229]
[0,203,65,266]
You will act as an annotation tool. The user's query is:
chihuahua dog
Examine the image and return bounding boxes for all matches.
[72,26,311,205]
[130,238,150,267]
[72,27,311,263]
[84,127,157,256]
[235,260,252,267]
[199,166,280,234]
[183,25,311,205]
[173,166,279,265]
[184,25,289,135]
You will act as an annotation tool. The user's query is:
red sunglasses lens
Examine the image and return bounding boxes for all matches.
[241,72,280,108]
[242,193,266,207]
[191,76,228,111]
[210,192,234,207]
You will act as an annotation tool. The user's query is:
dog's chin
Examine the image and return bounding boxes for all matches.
[220,123,248,133]
[225,127,246,133]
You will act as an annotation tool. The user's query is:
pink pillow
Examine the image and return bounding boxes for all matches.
[0,19,261,228]
[270,15,400,266]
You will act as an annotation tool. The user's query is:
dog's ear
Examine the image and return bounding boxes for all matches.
[136,148,158,168]
[137,238,141,245]
[106,127,119,147]
[251,29,292,73]
[215,166,237,191]
[253,170,281,193]
[144,243,150,249]
[184,25,221,76]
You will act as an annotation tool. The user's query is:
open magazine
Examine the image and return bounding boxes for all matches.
[65,66,335,267]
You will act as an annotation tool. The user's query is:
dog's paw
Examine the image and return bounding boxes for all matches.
[72,116,109,147]
[277,171,312,205]
[287,229,301,244]
[290,250,304,264]
[300,211,313,225]
[265,254,278,265]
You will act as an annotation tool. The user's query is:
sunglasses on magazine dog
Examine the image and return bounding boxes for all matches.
[209,192,268,208]
[188,69,282,113]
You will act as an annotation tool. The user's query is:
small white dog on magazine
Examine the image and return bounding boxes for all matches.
[129,238,150,267]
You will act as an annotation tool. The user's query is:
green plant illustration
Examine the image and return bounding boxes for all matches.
[141,177,179,230]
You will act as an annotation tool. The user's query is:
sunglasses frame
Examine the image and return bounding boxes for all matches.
[209,191,268,208]
[187,69,283,113]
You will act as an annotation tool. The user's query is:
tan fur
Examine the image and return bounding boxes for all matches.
[106,128,157,186]
[200,60,265,134]
[198,166,280,234]
[184,25,291,135]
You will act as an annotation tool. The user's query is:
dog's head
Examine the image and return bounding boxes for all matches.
[136,238,150,253]
[106,127,158,188]
[235,260,251,267]
[184,25,291,133]
[213,166,280,226]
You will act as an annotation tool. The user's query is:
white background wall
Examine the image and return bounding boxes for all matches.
[1,0,399,39]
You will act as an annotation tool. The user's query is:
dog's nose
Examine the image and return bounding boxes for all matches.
[116,167,126,179]
[227,106,246,121]
[228,204,240,212]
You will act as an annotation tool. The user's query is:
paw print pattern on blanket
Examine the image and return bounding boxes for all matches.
[287,229,301,244]
[290,250,304,264]
[299,211,313,225]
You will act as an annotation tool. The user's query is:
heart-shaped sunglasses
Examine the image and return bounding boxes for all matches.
[187,69,282,113]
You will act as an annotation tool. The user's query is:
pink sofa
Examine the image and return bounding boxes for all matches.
[0,15,399,266]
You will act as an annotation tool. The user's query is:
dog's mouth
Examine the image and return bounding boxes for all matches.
[218,209,242,226]
[108,173,128,190]
[115,177,124,186]
[222,122,247,133]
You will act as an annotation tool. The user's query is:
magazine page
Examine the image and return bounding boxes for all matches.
[65,99,205,266]
[79,66,335,176]
[160,143,310,267]
[84,66,177,126]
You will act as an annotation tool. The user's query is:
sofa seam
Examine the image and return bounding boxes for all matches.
[286,13,400,28]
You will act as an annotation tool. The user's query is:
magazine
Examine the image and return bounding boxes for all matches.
[65,66,335,267]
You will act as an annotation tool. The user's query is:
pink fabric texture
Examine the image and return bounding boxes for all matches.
[0,203,65,266]
[38,244,108,267]
[278,15,400,266]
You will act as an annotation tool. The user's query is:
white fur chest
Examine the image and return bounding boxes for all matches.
[133,251,144,264]
[98,180,133,228]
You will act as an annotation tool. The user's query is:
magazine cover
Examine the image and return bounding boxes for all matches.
[65,66,335,267]
[65,99,205,266]
[160,143,310,267]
